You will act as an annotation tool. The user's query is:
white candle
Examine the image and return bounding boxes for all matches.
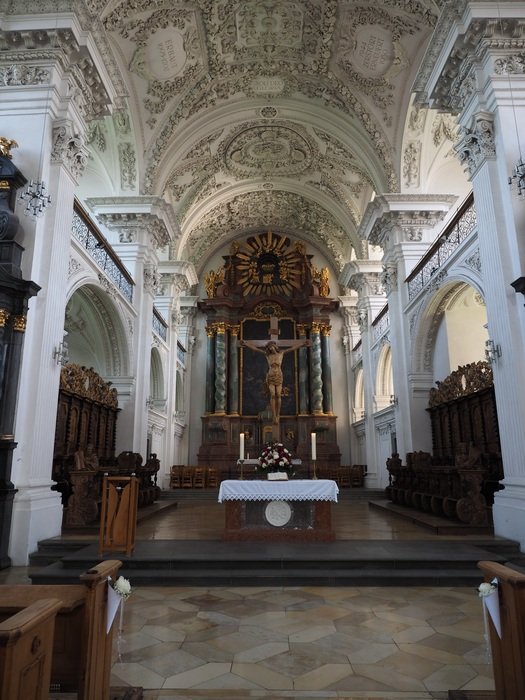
[311,432,316,461]
[239,433,245,461]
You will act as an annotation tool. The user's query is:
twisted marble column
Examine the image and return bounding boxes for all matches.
[205,325,215,414]
[214,323,227,414]
[228,324,240,414]
[297,323,310,415]
[310,322,323,415]
[321,324,333,415]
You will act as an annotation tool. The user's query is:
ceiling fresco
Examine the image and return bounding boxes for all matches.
[3,0,445,273]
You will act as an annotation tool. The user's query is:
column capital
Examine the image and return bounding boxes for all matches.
[358,195,456,251]
[51,120,89,184]
[381,263,398,295]
[86,196,180,249]
[340,261,384,298]
[454,112,496,179]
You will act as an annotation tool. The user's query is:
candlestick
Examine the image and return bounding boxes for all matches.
[311,432,316,461]
[239,432,245,461]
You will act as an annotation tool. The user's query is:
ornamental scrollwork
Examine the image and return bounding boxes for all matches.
[60,363,119,408]
[454,114,496,178]
[428,361,493,407]
[51,122,89,182]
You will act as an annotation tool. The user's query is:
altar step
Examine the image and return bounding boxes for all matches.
[29,538,521,588]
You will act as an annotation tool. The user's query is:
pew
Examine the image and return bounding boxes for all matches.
[0,559,122,700]
[0,598,62,700]
[478,561,525,700]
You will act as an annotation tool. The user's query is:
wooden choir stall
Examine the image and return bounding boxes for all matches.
[386,361,503,528]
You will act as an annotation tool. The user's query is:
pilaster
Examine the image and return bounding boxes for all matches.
[89,198,176,457]
[340,262,386,486]
[358,195,456,459]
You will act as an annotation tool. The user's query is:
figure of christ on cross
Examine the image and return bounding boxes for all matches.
[240,317,310,425]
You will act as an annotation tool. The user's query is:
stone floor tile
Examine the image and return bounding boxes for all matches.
[111,662,165,689]
[423,664,477,691]
[231,661,294,689]
[351,664,427,692]
[293,663,354,690]
[163,662,232,688]
[289,623,337,643]
[234,642,290,663]
[392,626,435,644]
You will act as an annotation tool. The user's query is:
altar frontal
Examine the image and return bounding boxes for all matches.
[218,479,338,542]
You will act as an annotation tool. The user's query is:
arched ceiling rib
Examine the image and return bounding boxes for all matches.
[94,0,440,268]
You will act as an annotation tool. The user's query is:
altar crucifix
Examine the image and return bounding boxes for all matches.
[240,317,310,430]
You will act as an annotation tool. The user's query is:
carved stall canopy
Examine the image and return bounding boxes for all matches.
[428,361,493,408]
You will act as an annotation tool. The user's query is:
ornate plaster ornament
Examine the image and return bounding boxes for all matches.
[0,64,50,86]
[182,189,347,271]
[403,141,421,188]
[381,264,398,295]
[454,114,496,179]
[223,123,313,178]
[68,257,83,278]
[86,120,107,151]
[144,265,161,295]
[119,143,136,190]
[51,121,89,182]
[465,248,482,273]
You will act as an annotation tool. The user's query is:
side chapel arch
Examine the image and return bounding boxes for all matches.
[64,283,131,379]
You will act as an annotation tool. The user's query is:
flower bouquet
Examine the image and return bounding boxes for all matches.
[258,442,293,480]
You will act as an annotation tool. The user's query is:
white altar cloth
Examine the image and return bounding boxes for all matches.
[218,479,339,503]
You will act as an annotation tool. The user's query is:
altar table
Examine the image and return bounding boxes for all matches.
[218,479,338,542]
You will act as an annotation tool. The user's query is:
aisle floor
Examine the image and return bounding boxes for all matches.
[3,496,498,699]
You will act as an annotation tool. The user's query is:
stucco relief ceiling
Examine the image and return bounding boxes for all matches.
[20,0,441,272]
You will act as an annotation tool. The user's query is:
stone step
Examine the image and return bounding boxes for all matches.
[29,537,511,587]
[30,560,484,587]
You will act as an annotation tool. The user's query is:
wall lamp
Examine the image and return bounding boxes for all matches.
[511,277,525,305]
[485,339,501,365]
[390,394,398,406]
[52,340,69,366]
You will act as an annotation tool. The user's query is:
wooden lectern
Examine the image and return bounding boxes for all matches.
[99,475,139,556]
[478,560,525,700]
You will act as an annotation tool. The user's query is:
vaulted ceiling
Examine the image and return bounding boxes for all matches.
[78,2,445,272]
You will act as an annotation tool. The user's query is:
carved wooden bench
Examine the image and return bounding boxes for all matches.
[0,598,62,700]
[0,560,121,700]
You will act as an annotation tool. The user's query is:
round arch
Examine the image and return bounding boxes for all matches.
[150,347,165,401]
[64,283,131,378]
[411,278,488,378]
[376,343,394,398]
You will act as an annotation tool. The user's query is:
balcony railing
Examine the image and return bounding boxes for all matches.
[177,342,186,365]
[406,194,477,302]
[372,304,389,343]
[72,201,134,303]
[152,307,168,341]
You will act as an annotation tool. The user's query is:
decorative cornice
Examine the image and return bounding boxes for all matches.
[358,195,456,250]
[86,196,180,249]
[415,7,525,113]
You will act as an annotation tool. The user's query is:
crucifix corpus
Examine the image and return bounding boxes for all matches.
[240,317,310,426]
